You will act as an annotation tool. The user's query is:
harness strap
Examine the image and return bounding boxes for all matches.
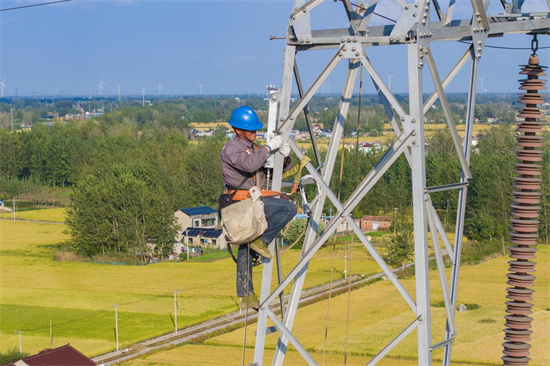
[227,188,285,201]
[282,156,311,196]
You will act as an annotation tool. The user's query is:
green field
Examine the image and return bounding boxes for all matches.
[0,210,381,358]
[2,208,549,365]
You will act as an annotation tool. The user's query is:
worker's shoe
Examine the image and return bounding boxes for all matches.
[249,239,272,259]
[238,293,260,310]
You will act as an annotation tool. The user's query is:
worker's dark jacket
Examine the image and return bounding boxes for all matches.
[220,136,293,191]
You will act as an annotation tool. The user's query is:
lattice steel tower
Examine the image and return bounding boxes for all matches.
[253,1,549,365]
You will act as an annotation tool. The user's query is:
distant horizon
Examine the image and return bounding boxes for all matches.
[0,91,523,101]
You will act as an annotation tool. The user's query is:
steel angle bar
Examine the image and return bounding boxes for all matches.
[470,0,490,30]
[443,52,478,366]
[276,46,344,135]
[357,0,380,30]
[366,316,421,365]
[290,0,325,23]
[408,43,432,366]
[431,0,444,22]
[359,51,407,118]
[266,308,317,365]
[294,61,321,167]
[425,51,471,179]
[425,182,469,194]
[426,197,456,335]
[430,337,454,351]
[424,49,470,113]
[345,212,416,311]
[254,44,296,366]
[430,204,455,262]
[445,0,457,26]
[272,62,360,366]
[292,133,418,311]
[260,133,414,310]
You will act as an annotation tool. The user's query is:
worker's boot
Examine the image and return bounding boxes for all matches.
[238,293,260,310]
[249,239,272,259]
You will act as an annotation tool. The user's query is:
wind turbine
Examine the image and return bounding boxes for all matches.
[97,76,107,96]
[0,78,6,97]
[198,83,204,95]
[116,84,122,102]
[479,75,487,93]
[385,73,396,91]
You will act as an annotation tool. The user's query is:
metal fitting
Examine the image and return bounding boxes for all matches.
[355,52,360,56]
[400,116,406,121]
[412,118,416,123]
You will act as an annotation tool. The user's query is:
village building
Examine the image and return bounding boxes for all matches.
[174,206,226,251]
[360,215,392,232]
[6,344,95,366]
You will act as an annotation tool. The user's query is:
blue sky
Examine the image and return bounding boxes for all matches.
[0,0,549,97]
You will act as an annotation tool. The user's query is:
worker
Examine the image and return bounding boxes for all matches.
[220,105,297,310]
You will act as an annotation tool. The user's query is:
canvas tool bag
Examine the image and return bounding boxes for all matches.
[220,186,268,245]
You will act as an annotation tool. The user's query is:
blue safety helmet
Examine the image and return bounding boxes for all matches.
[228,106,263,131]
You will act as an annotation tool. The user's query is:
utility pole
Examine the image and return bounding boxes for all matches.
[141,88,145,108]
[10,108,14,131]
[113,305,119,351]
[50,319,53,347]
[173,291,179,333]
[15,331,23,352]
[344,247,347,279]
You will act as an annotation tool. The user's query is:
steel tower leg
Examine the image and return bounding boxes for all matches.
[272,59,360,366]
[443,48,478,366]
[407,43,433,366]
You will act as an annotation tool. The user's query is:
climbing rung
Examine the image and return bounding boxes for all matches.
[430,337,454,351]
[426,182,469,193]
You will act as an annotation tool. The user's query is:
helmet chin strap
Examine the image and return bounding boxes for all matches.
[235,128,256,145]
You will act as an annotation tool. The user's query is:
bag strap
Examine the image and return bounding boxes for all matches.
[229,175,249,198]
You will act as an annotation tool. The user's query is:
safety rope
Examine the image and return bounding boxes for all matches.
[282,155,312,196]
[343,240,353,365]
[241,244,251,366]
[322,242,338,365]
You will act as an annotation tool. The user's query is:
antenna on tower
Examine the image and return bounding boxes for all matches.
[0,78,6,98]
[157,81,162,96]
[97,76,107,96]
[141,87,146,108]
[116,84,122,102]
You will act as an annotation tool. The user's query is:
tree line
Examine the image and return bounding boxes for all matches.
[0,99,548,259]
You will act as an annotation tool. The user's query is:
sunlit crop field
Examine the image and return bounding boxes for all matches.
[0,207,67,222]
[0,215,381,358]
[200,246,549,365]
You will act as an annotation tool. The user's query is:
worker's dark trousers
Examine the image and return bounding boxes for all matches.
[236,197,297,297]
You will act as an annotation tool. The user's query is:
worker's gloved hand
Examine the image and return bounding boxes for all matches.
[266,135,283,151]
[278,143,291,157]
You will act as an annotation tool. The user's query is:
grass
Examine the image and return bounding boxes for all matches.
[0,219,381,358]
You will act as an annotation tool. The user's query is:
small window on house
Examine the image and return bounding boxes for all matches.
[200,238,206,245]
[203,218,215,226]
[212,239,216,245]
[194,219,200,227]
[188,238,194,245]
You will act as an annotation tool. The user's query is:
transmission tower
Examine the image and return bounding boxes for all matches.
[253,1,550,365]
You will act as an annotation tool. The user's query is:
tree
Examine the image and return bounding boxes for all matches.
[283,218,326,249]
[385,211,414,269]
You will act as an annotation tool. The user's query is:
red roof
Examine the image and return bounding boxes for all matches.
[19,344,95,366]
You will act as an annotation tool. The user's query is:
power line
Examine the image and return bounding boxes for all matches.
[0,0,72,12]
[459,40,550,50]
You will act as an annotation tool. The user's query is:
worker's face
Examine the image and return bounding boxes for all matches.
[236,128,257,142]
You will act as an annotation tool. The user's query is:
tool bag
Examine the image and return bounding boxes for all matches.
[220,186,267,245]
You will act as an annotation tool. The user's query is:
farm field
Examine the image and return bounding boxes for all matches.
[0,211,381,358]
[0,207,67,222]
[122,248,550,366]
